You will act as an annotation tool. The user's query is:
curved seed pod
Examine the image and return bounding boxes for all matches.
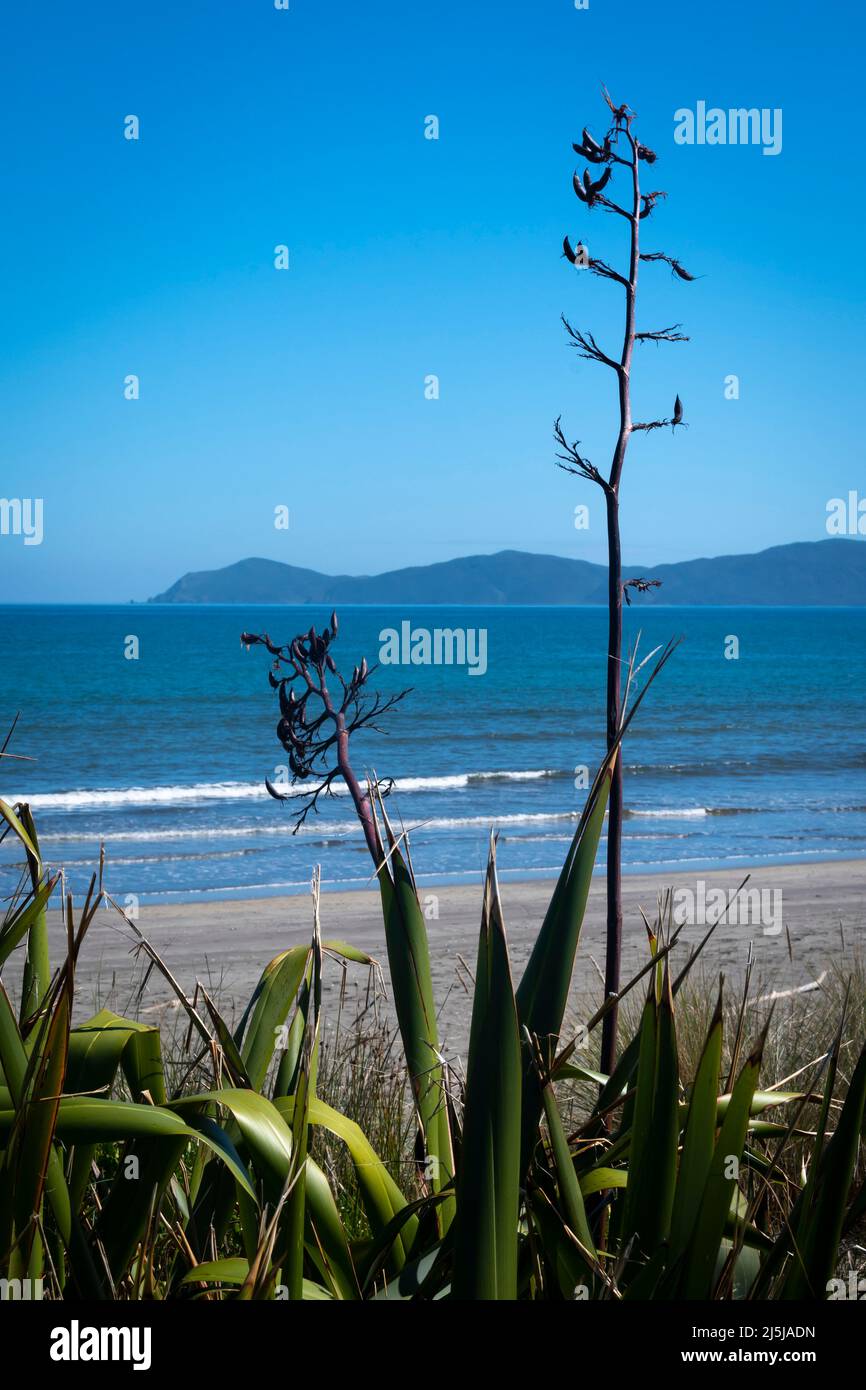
[359,657,368,682]
[265,777,291,802]
[590,167,612,196]
[583,168,609,207]
[564,236,588,266]
[573,171,588,203]
[582,127,604,158]
[330,611,338,637]
[326,654,337,673]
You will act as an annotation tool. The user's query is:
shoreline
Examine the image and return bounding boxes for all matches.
[28,857,866,1052]
[124,849,866,908]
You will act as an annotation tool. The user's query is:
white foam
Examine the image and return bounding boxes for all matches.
[33,808,586,846]
[9,767,560,812]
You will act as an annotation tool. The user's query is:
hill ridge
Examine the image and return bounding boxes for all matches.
[148,539,866,606]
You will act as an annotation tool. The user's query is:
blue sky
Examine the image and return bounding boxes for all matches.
[1,0,863,601]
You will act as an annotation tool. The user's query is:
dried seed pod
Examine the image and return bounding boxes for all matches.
[576,167,611,207]
[582,127,603,158]
[265,778,291,802]
[563,235,588,265]
[591,167,612,195]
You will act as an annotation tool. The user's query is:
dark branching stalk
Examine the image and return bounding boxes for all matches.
[241,617,409,864]
[639,250,696,281]
[558,87,695,1075]
[635,325,689,346]
[623,578,662,606]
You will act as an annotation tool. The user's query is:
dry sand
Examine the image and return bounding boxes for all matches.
[27,859,866,1059]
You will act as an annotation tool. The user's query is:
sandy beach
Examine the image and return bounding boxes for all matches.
[25,858,866,1057]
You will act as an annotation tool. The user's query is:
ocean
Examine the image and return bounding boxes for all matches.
[1,604,864,904]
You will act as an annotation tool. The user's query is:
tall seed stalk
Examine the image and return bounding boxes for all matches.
[557,87,693,1073]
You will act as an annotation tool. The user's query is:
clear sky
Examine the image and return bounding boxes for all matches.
[1,0,863,602]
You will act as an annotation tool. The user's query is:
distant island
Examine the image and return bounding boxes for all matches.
[148,539,866,606]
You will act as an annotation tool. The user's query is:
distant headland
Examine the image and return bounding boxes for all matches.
[148,539,866,607]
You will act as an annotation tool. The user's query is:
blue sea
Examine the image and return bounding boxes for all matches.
[1,605,864,904]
